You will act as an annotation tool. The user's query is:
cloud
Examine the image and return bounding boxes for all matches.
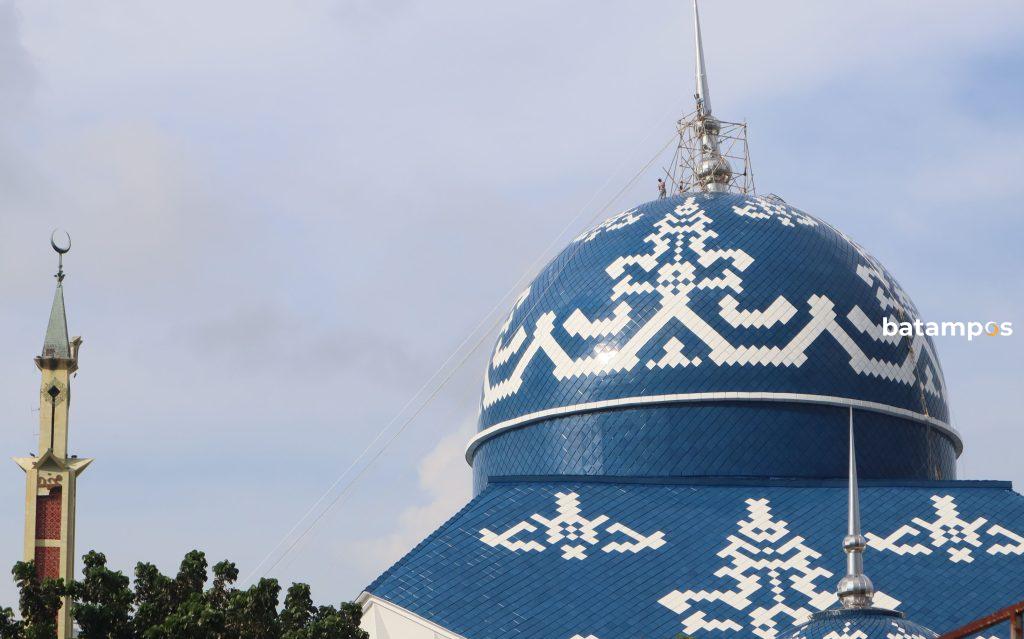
[0,2,33,113]
[182,302,424,383]
[0,1,35,198]
[334,417,473,577]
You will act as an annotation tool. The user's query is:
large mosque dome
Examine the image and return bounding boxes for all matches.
[469,192,959,490]
[363,5,1024,638]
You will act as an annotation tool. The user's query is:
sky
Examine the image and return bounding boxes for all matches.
[0,0,1022,607]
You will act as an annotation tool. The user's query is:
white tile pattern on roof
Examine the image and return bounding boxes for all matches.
[659,498,900,639]
[479,491,666,560]
[866,495,1024,563]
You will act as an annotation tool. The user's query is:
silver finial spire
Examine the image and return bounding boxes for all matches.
[669,1,754,195]
[693,0,712,116]
[837,407,875,608]
[690,0,732,192]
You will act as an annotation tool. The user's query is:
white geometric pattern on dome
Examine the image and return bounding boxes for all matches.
[574,207,643,243]
[866,495,1024,563]
[479,491,666,560]
[733,196,818,228]
[790,621,869,639]
[886,621,935,639]
[829,222,948,400]
[569,635,600,639]
[491,287,532,369]
[483,197,944,409]
[658,498,900,639]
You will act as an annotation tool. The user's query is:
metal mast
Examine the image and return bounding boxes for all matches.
[837,407,876,609]
[668,0,755,195]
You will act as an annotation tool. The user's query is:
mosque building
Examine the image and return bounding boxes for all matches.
[358,3,1024,638]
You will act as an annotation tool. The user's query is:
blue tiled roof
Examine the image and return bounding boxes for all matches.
[366,478,1024,639]
[472,193,955,485]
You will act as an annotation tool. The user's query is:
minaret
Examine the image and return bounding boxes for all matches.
[836,407,875,608]
[691,0,732,192]
[13,231,92,639]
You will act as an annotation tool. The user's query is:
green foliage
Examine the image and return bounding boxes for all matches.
[224,578,281,639]
[209,561,238,611]
[69,551,133,639]
[132,562,173,636]
[12,561,66,639]
[0,606,22,639]
[294,603,366,639]
[280,583,314,637]
[1,551,367,639]
[280,586,364,639]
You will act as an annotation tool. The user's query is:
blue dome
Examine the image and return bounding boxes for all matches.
[782,608,937,639]
[469,193,959,491]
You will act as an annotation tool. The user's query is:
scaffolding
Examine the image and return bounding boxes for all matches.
[666,108,756,196]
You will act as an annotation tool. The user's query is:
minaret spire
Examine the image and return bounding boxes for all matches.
[693,0,712,116]
[690,0,732,192]
[42,230,73,361]
[837,407,875,608]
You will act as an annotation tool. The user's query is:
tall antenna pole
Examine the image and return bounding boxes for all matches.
[837,407,875,609]
[691,0,731,192]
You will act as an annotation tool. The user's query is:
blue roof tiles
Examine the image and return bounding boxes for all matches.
[366,478,1024,639]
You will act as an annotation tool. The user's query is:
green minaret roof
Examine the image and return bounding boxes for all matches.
[42,283,71,359]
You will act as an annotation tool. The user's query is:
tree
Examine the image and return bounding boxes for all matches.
[0,607,22,639]
[149,591,224,639]
[2,550,368,639]
[141,551,223,639]
[281,585,365,639]
[132,562,173,636]
[280,583,314,638]
[12,561,66,639]
[208,561,238,612]
[171,551,208,607]
[224,578,281,639]
[69,551,133,639]
[296,603,366,639]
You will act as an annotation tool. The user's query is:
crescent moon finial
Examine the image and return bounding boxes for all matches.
[49,229,71,283]
[50,229,71,255]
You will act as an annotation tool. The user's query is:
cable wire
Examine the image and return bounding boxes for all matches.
[244,111,680,583]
